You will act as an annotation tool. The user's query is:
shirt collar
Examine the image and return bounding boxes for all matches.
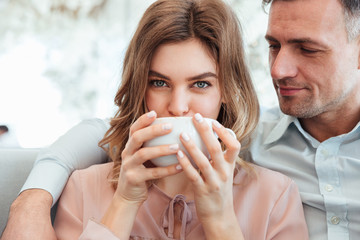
[264,113,296,145]
[264,112,360,146]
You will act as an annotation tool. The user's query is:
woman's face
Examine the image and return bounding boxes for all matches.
[145,39,223,119]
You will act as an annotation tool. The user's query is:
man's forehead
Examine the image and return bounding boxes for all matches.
[267,0,347,39]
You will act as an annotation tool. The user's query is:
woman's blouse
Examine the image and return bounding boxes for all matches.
[54,163,309,240]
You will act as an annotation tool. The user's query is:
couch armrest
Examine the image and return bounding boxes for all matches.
[0,148,40,235]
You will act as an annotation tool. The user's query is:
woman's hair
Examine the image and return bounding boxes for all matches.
[99,0,260,188]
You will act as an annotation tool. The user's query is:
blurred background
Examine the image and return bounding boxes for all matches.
[0,0,276,148]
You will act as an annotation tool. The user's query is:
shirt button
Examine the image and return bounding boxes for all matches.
[325,184,334,192]
[321,149,329,156]
[331,216,340,225]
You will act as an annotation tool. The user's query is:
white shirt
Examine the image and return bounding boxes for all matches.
[248,107,360,240]
[21,119,109,204]
[22,108,360,239]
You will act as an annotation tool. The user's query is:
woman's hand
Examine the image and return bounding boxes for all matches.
[101,111,182,239]
[115,110,183,204]
[176,113,244,240]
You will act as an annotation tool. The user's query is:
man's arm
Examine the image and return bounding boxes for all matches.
[1,118,109,240]
[1,190,55,240]
[21,118,110,205]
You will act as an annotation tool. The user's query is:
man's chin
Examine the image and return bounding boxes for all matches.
[279,104,320,119]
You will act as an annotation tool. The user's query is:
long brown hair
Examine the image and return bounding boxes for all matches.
[99,0,260,188]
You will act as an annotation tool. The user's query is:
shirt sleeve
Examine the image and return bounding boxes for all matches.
[267,180,309,240]
[20,118,110,205]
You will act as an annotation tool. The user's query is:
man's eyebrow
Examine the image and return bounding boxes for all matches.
[265,35,278,43]
[149,70,217,81]
[265,34,329,48]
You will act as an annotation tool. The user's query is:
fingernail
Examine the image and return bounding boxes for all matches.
[212,120,221,129]
[162,123,172,130]
[194,113,203,123]
[147,111,156,118]
[176,164,183,170]
[169,144,179,151]
[177,150,184,158]
[181,132,190,142]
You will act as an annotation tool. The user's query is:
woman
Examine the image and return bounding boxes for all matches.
[54,0,308,239]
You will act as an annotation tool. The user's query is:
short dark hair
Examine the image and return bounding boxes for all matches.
[262,0,360,40]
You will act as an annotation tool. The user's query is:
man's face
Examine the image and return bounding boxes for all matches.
[265,0,360,118]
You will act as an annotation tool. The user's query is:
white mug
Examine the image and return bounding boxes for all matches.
[143,117,236,167]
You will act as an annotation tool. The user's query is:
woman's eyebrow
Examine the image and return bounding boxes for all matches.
[148,70,170,80]
[148,70,217,81]
[189,72,217,81]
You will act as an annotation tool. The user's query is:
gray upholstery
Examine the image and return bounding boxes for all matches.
[0,148,39,235]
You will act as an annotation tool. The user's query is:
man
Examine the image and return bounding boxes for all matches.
[1,0,359,239]
[249,0,360,239]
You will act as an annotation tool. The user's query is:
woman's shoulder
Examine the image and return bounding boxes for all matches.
[253,164,293,184]
[69,162,114,189]
[234,163,297,197]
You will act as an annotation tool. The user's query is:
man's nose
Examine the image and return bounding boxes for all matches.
[270,48,298,80]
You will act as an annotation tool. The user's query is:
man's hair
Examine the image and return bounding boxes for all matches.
[262,0,360,40]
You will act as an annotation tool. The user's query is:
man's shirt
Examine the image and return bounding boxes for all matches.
[248,107,360,240]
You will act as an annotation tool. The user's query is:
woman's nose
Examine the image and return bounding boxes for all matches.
[270,48,298,80]
[168,89,189,116]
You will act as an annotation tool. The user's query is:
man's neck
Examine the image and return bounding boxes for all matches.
[299,107,360,142]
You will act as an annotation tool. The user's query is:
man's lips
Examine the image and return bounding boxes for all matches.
[277,86,305,96]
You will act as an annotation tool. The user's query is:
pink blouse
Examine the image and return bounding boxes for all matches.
[54,163,308,240]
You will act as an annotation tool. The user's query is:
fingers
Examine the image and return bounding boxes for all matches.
[130,144,179,166]
[124,162,183,184]
[211,120,241,164]
[124,111,173,155]
[192,113,240,166]
[193,114,224,165]
[128,110,157,136]
[177,113,240,184]
[176,150,204,187]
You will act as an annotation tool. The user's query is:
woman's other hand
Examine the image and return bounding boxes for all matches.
[176,113,243,240]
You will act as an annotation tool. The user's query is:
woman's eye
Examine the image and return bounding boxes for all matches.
[194,81,209,89]
[150,80,168,87]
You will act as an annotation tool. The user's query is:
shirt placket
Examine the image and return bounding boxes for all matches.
[315,140,349,239]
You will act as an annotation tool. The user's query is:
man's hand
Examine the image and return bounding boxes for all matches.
[1,189,56,240]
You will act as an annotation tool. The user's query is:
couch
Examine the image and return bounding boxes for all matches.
[0,148,40,235]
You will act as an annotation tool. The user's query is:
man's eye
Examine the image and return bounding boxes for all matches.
[301,48,318,54]
[150,80,167,87]
[269,44,280,50]
[194,81,209,88]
